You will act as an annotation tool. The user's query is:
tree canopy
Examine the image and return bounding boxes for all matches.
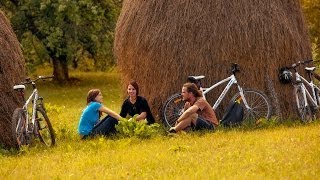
[1,0,121,82]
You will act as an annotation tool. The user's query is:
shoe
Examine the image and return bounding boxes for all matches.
[168,127,177,133]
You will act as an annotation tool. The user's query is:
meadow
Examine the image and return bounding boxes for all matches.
[0,69,319,179]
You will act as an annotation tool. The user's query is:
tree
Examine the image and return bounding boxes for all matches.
[3,0,121,82]
[0,10,25,147]
[114,0,312,119]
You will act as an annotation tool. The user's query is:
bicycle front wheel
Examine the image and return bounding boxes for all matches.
[294,86,313,122]
[230,89,272,125]
[35,107,56,146]
[161,93,184,128]
[11,108,28,148]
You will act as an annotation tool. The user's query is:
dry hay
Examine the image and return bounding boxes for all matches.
[114,0,312,120]
[0,10,25,148]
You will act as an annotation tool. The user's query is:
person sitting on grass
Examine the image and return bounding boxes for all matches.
[78,89,122,139]
[169,83,219,133]
[120,80,155,124]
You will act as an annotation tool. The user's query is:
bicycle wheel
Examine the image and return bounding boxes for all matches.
[11,108,28,148]
[294,86,313,122]
[161,93,184,128]
[35,107,56,146]
[230,89,272,125]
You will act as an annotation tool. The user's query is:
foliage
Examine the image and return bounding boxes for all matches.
[301,0,320,62]
[116,116,161,139]
[1,0,121,80]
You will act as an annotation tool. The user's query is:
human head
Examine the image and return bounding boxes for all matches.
[87,89,103,104]
[127,80,139,97]
[181,83,202,101]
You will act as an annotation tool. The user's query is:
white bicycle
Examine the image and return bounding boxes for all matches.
[162,63,272,128]
[280,60,319,122]
[12,76,55,148]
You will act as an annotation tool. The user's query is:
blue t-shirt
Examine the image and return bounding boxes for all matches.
[78,102,102,135]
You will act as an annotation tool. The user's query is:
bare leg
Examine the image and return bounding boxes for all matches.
[174,114,198,132]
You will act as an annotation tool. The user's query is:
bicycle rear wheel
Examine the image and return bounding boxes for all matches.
[35,107,56,146]
[11,108,28,148]
[161,93,184,128]
[294,86,313,122]
[230,89,272,125]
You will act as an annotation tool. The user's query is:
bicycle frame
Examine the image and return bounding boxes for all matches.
[201,74,250,110]
[19,87,39,133]
[295,72,320,107]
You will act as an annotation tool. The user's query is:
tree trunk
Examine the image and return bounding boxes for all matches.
[0,11,25,148]
[114,0,312,120]
[52,56,69,82]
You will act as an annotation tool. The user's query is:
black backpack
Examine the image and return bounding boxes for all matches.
[220,100,244,127]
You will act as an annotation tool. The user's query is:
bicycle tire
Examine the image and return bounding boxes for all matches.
[11,108,28,148]
[230,89,272,125]
[161,93,184,128]
[35,107,56,146]
[294,86,313,122]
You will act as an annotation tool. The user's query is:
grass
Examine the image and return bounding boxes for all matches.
[1,69,320,179]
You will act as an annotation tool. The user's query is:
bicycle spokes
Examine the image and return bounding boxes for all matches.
[162,94,185,128]
[16,118,26,145]
[36,108,55,146]
[233,89,271,125]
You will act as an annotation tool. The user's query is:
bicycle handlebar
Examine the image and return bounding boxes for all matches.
[290,59,313,69]
[22,75,54,85]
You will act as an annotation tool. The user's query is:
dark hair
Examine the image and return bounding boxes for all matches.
[183,83,202,97]
[129,80,139,95]
[87,89,101,104]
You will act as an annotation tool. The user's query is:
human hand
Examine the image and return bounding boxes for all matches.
[119,117,127,122]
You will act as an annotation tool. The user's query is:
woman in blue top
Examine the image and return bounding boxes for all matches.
[120,80,155,124]
[78,89,122,139]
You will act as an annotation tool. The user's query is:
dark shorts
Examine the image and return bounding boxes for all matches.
[193,117,215,131]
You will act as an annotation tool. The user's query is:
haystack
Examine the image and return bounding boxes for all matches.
[0,10,25,147]
[114,0,312,119]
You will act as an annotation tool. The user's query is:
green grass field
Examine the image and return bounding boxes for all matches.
[1,69,320,179]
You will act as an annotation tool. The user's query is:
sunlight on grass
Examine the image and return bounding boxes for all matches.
[1,69,320,179]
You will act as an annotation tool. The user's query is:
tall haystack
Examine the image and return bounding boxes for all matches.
[114,0,312,119]
[0,10,25,147]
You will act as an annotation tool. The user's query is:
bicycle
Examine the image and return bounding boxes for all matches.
[12,76,56,148]
[279,59,319,122]
[162,63,272,128]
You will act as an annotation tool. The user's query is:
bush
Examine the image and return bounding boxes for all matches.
[115,116,160,139]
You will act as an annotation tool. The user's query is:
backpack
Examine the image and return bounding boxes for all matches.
[220,99,244,127]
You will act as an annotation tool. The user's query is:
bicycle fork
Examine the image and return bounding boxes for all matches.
[237,85,251,110]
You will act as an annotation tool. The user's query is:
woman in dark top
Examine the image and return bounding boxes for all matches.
[120,80,155,124]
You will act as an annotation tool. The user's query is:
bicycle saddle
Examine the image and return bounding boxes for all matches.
[305,67,316,72]
[187,75,205,80]
[13,85,26,90]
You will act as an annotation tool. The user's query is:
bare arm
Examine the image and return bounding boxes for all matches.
[177,105,199,123]
[99,106,122,120]
[135,112,147,121]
